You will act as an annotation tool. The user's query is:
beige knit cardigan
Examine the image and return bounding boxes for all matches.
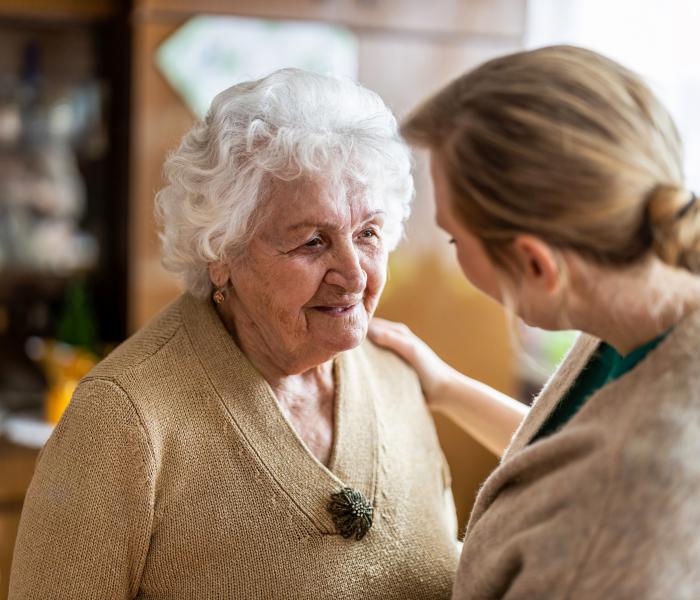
[10,294,459,599]
[454,309,700,600]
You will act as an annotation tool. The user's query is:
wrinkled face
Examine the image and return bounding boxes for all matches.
[430,152,503,302]
[222,176,389,371]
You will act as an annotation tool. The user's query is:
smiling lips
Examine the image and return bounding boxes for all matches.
[312,303,359,316]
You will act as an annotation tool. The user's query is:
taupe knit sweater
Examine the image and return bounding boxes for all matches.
[454,310,700,599]
[10,294,459,599]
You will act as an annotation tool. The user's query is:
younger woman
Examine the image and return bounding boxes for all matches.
[371,45,700,598]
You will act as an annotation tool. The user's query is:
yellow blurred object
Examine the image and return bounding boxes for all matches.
[45,378,79,424]
[27,339,98,425]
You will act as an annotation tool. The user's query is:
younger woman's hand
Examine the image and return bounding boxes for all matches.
[370,317,527,457]
[368,318,453,402]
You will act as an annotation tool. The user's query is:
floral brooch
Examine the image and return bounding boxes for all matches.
[327,487,373,540]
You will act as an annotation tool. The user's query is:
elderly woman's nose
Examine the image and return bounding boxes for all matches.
[325,243,368,292]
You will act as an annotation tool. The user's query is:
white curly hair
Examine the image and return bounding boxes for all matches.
[155,68,414,298]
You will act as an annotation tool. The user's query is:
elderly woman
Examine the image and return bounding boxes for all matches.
[9,69,458,599]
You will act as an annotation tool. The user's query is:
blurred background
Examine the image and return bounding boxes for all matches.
[0,1,698,594]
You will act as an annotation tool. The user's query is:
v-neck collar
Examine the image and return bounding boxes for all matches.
[180,293,379,535]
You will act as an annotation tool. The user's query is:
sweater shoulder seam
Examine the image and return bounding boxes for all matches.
[80,375,158,467]
[89,320,183,378]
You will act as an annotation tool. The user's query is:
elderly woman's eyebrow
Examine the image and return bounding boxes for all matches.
[285,210,386,231]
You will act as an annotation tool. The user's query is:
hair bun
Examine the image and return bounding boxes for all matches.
[647,184,700,270]
[647,184,691,225]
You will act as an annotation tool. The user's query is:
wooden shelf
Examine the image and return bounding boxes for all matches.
[0,0,116,22]
[133,0,526,39]
[0,269,81,302]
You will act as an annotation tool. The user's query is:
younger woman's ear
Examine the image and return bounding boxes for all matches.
[208,261,230,289]
[511,235,561,293]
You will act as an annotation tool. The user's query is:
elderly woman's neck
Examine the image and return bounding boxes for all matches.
[215,299,335,390]
[244,335,335,394]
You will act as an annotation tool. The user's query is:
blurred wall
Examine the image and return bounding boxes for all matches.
[129,0,526,531]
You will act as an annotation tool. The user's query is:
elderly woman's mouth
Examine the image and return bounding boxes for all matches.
[312,304,359,316]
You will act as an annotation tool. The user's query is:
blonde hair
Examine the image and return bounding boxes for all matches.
[403,45,700,274]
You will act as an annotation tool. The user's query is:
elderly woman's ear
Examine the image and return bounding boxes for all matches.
[208,261,230,289]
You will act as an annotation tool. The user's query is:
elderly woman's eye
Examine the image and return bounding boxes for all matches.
[304,237,323,248]
[360,228,378,239]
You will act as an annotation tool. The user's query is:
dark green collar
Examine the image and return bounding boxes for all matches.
[602,332,669,383]
[530,329,669,444]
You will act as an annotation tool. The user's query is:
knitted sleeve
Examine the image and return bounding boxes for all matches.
[8,378,156,599]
